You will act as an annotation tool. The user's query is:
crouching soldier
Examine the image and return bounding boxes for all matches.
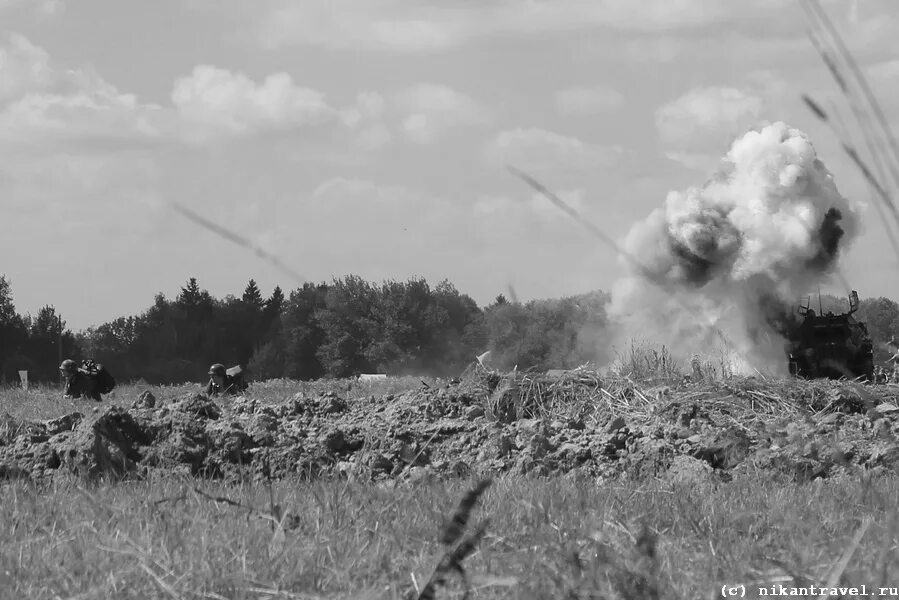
[206,363,247,397]
[60,359,103,401]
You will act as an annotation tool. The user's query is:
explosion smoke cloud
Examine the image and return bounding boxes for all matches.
[609,121,860,374]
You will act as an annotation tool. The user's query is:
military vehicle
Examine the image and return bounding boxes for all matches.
[786,290,874,381]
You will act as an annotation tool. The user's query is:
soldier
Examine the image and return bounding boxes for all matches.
[885,337,899,381]
[206,363,240,397]
[888,339,899,383]
[690,354,703,382]
[889,336,899,364]
[60,359,103,401]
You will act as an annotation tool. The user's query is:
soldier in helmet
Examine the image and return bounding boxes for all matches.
[885,336,899,381]
[206,363,239,397]
[889,336,899,362]
[60,359,102,401]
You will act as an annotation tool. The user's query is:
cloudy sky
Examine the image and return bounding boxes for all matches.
[2,0,898,330]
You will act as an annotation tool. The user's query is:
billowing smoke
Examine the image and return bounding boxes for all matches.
[607,121,861,374]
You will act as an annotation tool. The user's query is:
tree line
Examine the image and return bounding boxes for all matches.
[2,274,898,385]
[0,274,610,384]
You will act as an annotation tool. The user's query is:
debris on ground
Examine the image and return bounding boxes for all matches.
[3,367,899,484]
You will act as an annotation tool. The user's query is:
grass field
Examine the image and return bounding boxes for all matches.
[2,376,899,599]
[2,470,898,599]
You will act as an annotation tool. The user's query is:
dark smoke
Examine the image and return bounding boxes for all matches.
[806,207,846,270]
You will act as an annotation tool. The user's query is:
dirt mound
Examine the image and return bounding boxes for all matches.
[3,371,899,484]
[54,407,150,479]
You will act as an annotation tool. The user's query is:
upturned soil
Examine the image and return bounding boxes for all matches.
[4,369,899,486]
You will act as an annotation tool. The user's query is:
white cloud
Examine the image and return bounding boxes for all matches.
[394,84,488,144]
[227,0,791,53]
[0,92,164,147]
[655,86,765,169]
[492,0,762,35]
[868,59,899,82]
[171,65,339,140]
[364,19,458,52]
[0,30,161,261]
[252,2,463,52]
[553,86,624,116]
[656,86,763,145]
[486,127,622,172]
[312,177,416,205]
[0,33,55,102]
[0,36,390,149]
[0,33,133,107]
[660,152,724,171]
[0,33,165,147]
[352,123,393,150]
[3,152,158,211]
[34,0,60,16]
[348,91,386,123]
[313,177,380,199]
[0,0,63,17]
[336,91,393,149]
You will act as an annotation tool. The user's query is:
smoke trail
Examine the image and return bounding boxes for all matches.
[608,122,861,374]
[170,202,306,284]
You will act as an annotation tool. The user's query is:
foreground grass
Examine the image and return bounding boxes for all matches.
[1,473,897,599]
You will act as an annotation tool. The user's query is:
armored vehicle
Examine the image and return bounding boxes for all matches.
[787,290,874,381]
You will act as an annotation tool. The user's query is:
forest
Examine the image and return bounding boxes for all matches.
[2,274,898,385]
[0,274,610,384]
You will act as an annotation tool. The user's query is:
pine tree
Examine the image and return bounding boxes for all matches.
[177,277,202,307]
[0,275,16,324]
[264,285,285,317]
[242,279,264,309]
[0,275,27,383]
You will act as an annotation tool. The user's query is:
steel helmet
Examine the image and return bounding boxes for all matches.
[59,359,77,373]
[208,363,226,376]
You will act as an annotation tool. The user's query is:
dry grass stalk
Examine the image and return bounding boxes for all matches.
[172,462,300,535]
[458,359,882,435]
[473,364,607,422]
[800,0,899,263]
[417,478,492,600]
[817,517,872,600]
[440,479,491,546]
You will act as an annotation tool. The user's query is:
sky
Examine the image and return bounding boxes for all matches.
[1,0,899,330]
